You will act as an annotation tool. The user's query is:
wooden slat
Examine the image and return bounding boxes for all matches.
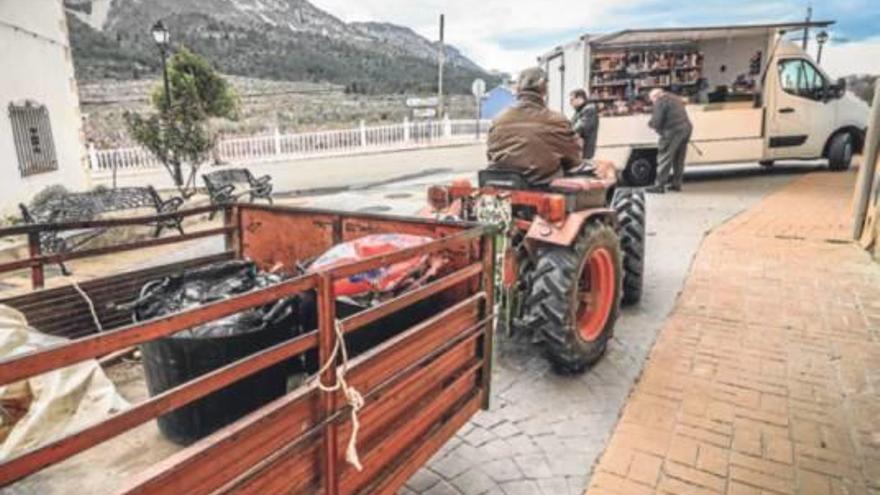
[122,388,321,495]
[2,251,233,305]
[344,295,483,395]
[329,229,482,280]
[0,227,232,274]
[339,262,481,334]
[2,252,234,338]
[339,338,481,457]
[480,234,496,409]
[226,344,479,495]
[0,274,318,385]
[340,364,482,493]
[0,331,319,486]
[318,274,340,495]
[3,251,234,311]
[367,393,482,495]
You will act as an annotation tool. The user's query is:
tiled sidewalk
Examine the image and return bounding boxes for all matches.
[586,171,880,495]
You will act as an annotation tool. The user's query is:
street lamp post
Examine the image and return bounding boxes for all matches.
[151,21,172,112]
[816,30,829,65]
[151,20,181,185]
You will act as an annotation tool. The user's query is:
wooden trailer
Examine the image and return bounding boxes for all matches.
[0,203,495,494]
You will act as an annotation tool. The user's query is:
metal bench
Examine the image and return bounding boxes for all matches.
[202,168,273,218]
[18,186,184,275]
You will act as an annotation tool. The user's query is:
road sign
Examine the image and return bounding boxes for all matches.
[406,96,439,108]
[412,108,438,118]
[471,78,486,99]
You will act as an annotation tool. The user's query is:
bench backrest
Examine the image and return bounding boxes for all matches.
[21,187,162,223]
[204,169,252,188]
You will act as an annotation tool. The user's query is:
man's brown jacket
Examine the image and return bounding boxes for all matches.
[486,91,582,186]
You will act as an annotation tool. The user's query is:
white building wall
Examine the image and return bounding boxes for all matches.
[0,0,88,216]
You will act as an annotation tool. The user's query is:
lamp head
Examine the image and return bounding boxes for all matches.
[151,21,170,47]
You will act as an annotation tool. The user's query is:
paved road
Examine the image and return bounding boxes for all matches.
[100,143,487,192]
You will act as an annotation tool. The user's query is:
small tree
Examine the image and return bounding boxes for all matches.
[125,47,238,196]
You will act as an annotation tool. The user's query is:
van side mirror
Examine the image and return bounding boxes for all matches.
[835,77,847,98]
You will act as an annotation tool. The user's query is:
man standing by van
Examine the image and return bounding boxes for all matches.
[570,89,600,160]
[648,88,692,193]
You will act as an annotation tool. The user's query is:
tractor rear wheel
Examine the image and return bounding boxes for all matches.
[612,188,646,305]
[523,221,622,373]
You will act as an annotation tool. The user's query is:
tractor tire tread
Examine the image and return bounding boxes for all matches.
[523,222,621,373]
[612,188,646,305]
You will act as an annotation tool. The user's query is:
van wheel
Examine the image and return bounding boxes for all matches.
[623,156,655,187]
[828,133,853,171]
[523,222,621,373]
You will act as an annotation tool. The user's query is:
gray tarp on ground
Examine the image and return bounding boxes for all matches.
[0,305,128,460]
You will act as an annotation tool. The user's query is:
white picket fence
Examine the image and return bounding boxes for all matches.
[88,118,492,172]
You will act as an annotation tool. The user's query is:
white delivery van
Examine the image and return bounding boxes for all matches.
[539,21,870,186]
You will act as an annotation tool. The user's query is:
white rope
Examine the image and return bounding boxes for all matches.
[313,320,365,471]
[70,279,104,332]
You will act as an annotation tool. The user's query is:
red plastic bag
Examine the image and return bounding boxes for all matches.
[308,234,444,297]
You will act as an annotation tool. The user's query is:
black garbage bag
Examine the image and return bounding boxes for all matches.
[133,260,299,445]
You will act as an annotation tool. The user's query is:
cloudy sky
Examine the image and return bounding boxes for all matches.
[310,0,880,78]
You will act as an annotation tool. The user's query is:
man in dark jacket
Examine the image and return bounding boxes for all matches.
[486,67,582,186]
[569,89,600,160]
[648,88,693,193]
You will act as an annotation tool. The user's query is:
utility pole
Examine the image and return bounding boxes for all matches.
[437,14,445,119]
[802,5,812,50]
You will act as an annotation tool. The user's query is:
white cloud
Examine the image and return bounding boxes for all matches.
[310,0,642,73]
[821,37,880,78]
[309,0,880,76]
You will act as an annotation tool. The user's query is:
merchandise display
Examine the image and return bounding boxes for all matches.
[589,48,704,115]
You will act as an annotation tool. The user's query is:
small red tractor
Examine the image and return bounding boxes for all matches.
[425,161,646,373]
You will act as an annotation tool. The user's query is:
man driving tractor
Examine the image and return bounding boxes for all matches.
[486,67,583,186]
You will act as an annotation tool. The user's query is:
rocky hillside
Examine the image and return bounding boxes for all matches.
[64,0,502,94]
[79,77,481,147]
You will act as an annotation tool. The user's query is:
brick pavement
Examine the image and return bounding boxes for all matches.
[586,170,880,495]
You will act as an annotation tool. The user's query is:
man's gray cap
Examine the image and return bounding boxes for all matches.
[517,67,547,92]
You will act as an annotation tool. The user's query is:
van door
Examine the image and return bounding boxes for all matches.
[768,58,830,159]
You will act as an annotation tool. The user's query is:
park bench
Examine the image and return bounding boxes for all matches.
[18,186,184,275]
[202,168,273,218]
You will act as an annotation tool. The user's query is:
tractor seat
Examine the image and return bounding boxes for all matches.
[478,168,531,190]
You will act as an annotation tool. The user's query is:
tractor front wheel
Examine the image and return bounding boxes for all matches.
[523,221,622,373]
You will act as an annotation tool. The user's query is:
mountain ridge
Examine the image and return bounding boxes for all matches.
[64,0,500,93]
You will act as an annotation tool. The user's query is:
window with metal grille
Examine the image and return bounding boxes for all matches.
[9,102,58,177]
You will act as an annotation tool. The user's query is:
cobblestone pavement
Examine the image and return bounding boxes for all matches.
[397,165,814,495]
[586,170,880,495]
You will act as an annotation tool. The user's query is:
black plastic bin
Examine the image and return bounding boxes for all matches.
[134,261,297,445]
